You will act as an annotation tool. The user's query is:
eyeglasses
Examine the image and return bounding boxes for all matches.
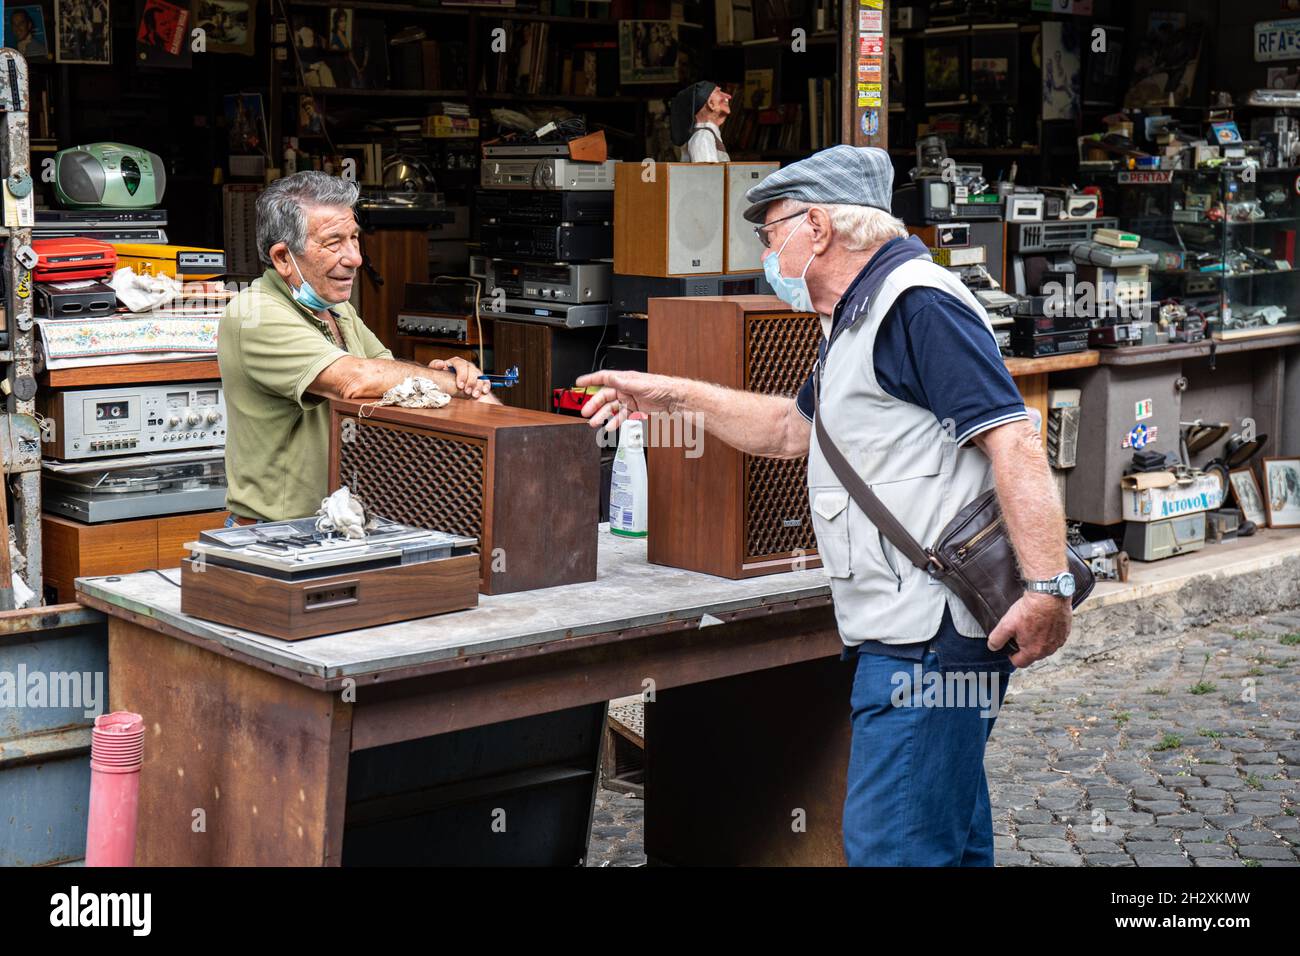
[753,209,807,249]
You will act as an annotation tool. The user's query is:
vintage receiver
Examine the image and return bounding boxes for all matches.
[647,295,820,578]
[614,162,725,276]
[476,188,613,225]
[328,400,599,594]
[487,259,611,303]
[479,157,616,190]
[479,222,612,261]
[41,383,226,460]
[724,161,778,273]
[396,312,488,343]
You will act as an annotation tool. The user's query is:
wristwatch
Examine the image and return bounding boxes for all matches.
[1026,572,1076,599]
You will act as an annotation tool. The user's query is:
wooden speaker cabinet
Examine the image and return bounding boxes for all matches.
[647,295,821,578]
[614,162,725,276]
[329,399,599,594]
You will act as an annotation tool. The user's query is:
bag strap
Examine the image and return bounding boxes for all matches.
[812,365,937,575]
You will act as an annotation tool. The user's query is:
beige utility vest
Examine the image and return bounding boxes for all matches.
[807,257,1000,646]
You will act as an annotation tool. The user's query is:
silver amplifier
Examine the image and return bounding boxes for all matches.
[484,299,610,329]
[486,259,611,303]
[480,158,615,191]
[397,313,473,340]
[42,383,227,461]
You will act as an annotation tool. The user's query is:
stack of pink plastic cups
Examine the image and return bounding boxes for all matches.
[85,711,145,867]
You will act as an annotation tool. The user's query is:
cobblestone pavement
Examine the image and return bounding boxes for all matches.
[587,609,1300,867]
[585,788,646,867]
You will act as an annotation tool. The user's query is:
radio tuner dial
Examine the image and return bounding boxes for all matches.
[184,409,202,428]
[166,414,181,428]
[205,409,223,425]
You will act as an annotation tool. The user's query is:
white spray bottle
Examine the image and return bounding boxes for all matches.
[609,412,648,537]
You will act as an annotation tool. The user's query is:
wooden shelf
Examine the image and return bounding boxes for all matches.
[287,86,635,105]
[1003,350,1100,377]
[289,0,467,13]
[40,360,221,389]
[285,86,469,98]
[888,147,1040,157]
[1096,331,1300,366]
[285,0,623,27]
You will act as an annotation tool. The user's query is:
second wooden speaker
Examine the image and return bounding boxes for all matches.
[647,295,821,578]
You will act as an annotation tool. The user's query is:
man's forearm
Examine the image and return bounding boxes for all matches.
[980,422,1067,580]
[667,378,804,458]
[318,358,464,400]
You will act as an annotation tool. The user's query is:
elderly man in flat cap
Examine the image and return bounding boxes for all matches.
[576,145,1074,867]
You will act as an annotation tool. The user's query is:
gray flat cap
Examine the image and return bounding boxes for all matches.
[743,145,895,223]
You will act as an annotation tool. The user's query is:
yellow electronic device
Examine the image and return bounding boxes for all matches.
[113,243,227,280]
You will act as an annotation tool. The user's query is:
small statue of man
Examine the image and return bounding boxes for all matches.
[670,81,732,163]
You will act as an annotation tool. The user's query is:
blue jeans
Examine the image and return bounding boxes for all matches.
[843,627,1012,866]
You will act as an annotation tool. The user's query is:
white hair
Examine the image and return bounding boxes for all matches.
[820,203,908,251]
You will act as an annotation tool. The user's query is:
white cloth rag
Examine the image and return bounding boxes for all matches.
[315,486,371,539]
[110,266,182,313]
[358,376,451,418]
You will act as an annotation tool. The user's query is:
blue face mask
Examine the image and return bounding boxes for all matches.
[287,250,345,312]
[762,213,815,313]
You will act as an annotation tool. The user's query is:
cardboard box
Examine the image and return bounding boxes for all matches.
[1120,471,1223,522]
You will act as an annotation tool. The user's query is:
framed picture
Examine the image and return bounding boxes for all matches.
[970,29,1017,104]
[194,0,256,56]
[1042,20,1081,120]
[923,37,967,106]
[9,6,52,62]
[618,20,680,85]
[55,0,112,65]
[1229,468,1268,528]
[1263,457,1300,528]
[888,37,905,111]
[136,0,193,69]
[224,93,267,156]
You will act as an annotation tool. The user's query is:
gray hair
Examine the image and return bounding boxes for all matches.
[776,199,908,252]
[821,203,908,251]
[255,171,360,265]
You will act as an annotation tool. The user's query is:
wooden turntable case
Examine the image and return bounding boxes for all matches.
[328,400,598,594]
[647,295,821,578]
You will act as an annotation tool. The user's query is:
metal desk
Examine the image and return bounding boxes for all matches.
[76,533,851,866]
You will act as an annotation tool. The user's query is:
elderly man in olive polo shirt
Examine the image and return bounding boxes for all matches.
[220,171,498,523]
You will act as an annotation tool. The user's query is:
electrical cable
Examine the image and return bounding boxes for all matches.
[431,275,485,370]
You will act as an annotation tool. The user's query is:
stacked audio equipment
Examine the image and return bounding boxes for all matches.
[40,381,231,603]
[608,161,777,368]
[477,143,615,412]
[646,295,821,578]
[328,399,599,594]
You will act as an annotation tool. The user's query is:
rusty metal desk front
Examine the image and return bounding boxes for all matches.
[76,534,851,866]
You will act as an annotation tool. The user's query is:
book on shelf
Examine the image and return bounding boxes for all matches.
[717,0,756,43]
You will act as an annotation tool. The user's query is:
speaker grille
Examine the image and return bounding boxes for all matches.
[337,416,486,539]
[743,314,820,561]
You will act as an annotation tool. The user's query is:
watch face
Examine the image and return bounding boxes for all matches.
[1058,573,1076,598]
